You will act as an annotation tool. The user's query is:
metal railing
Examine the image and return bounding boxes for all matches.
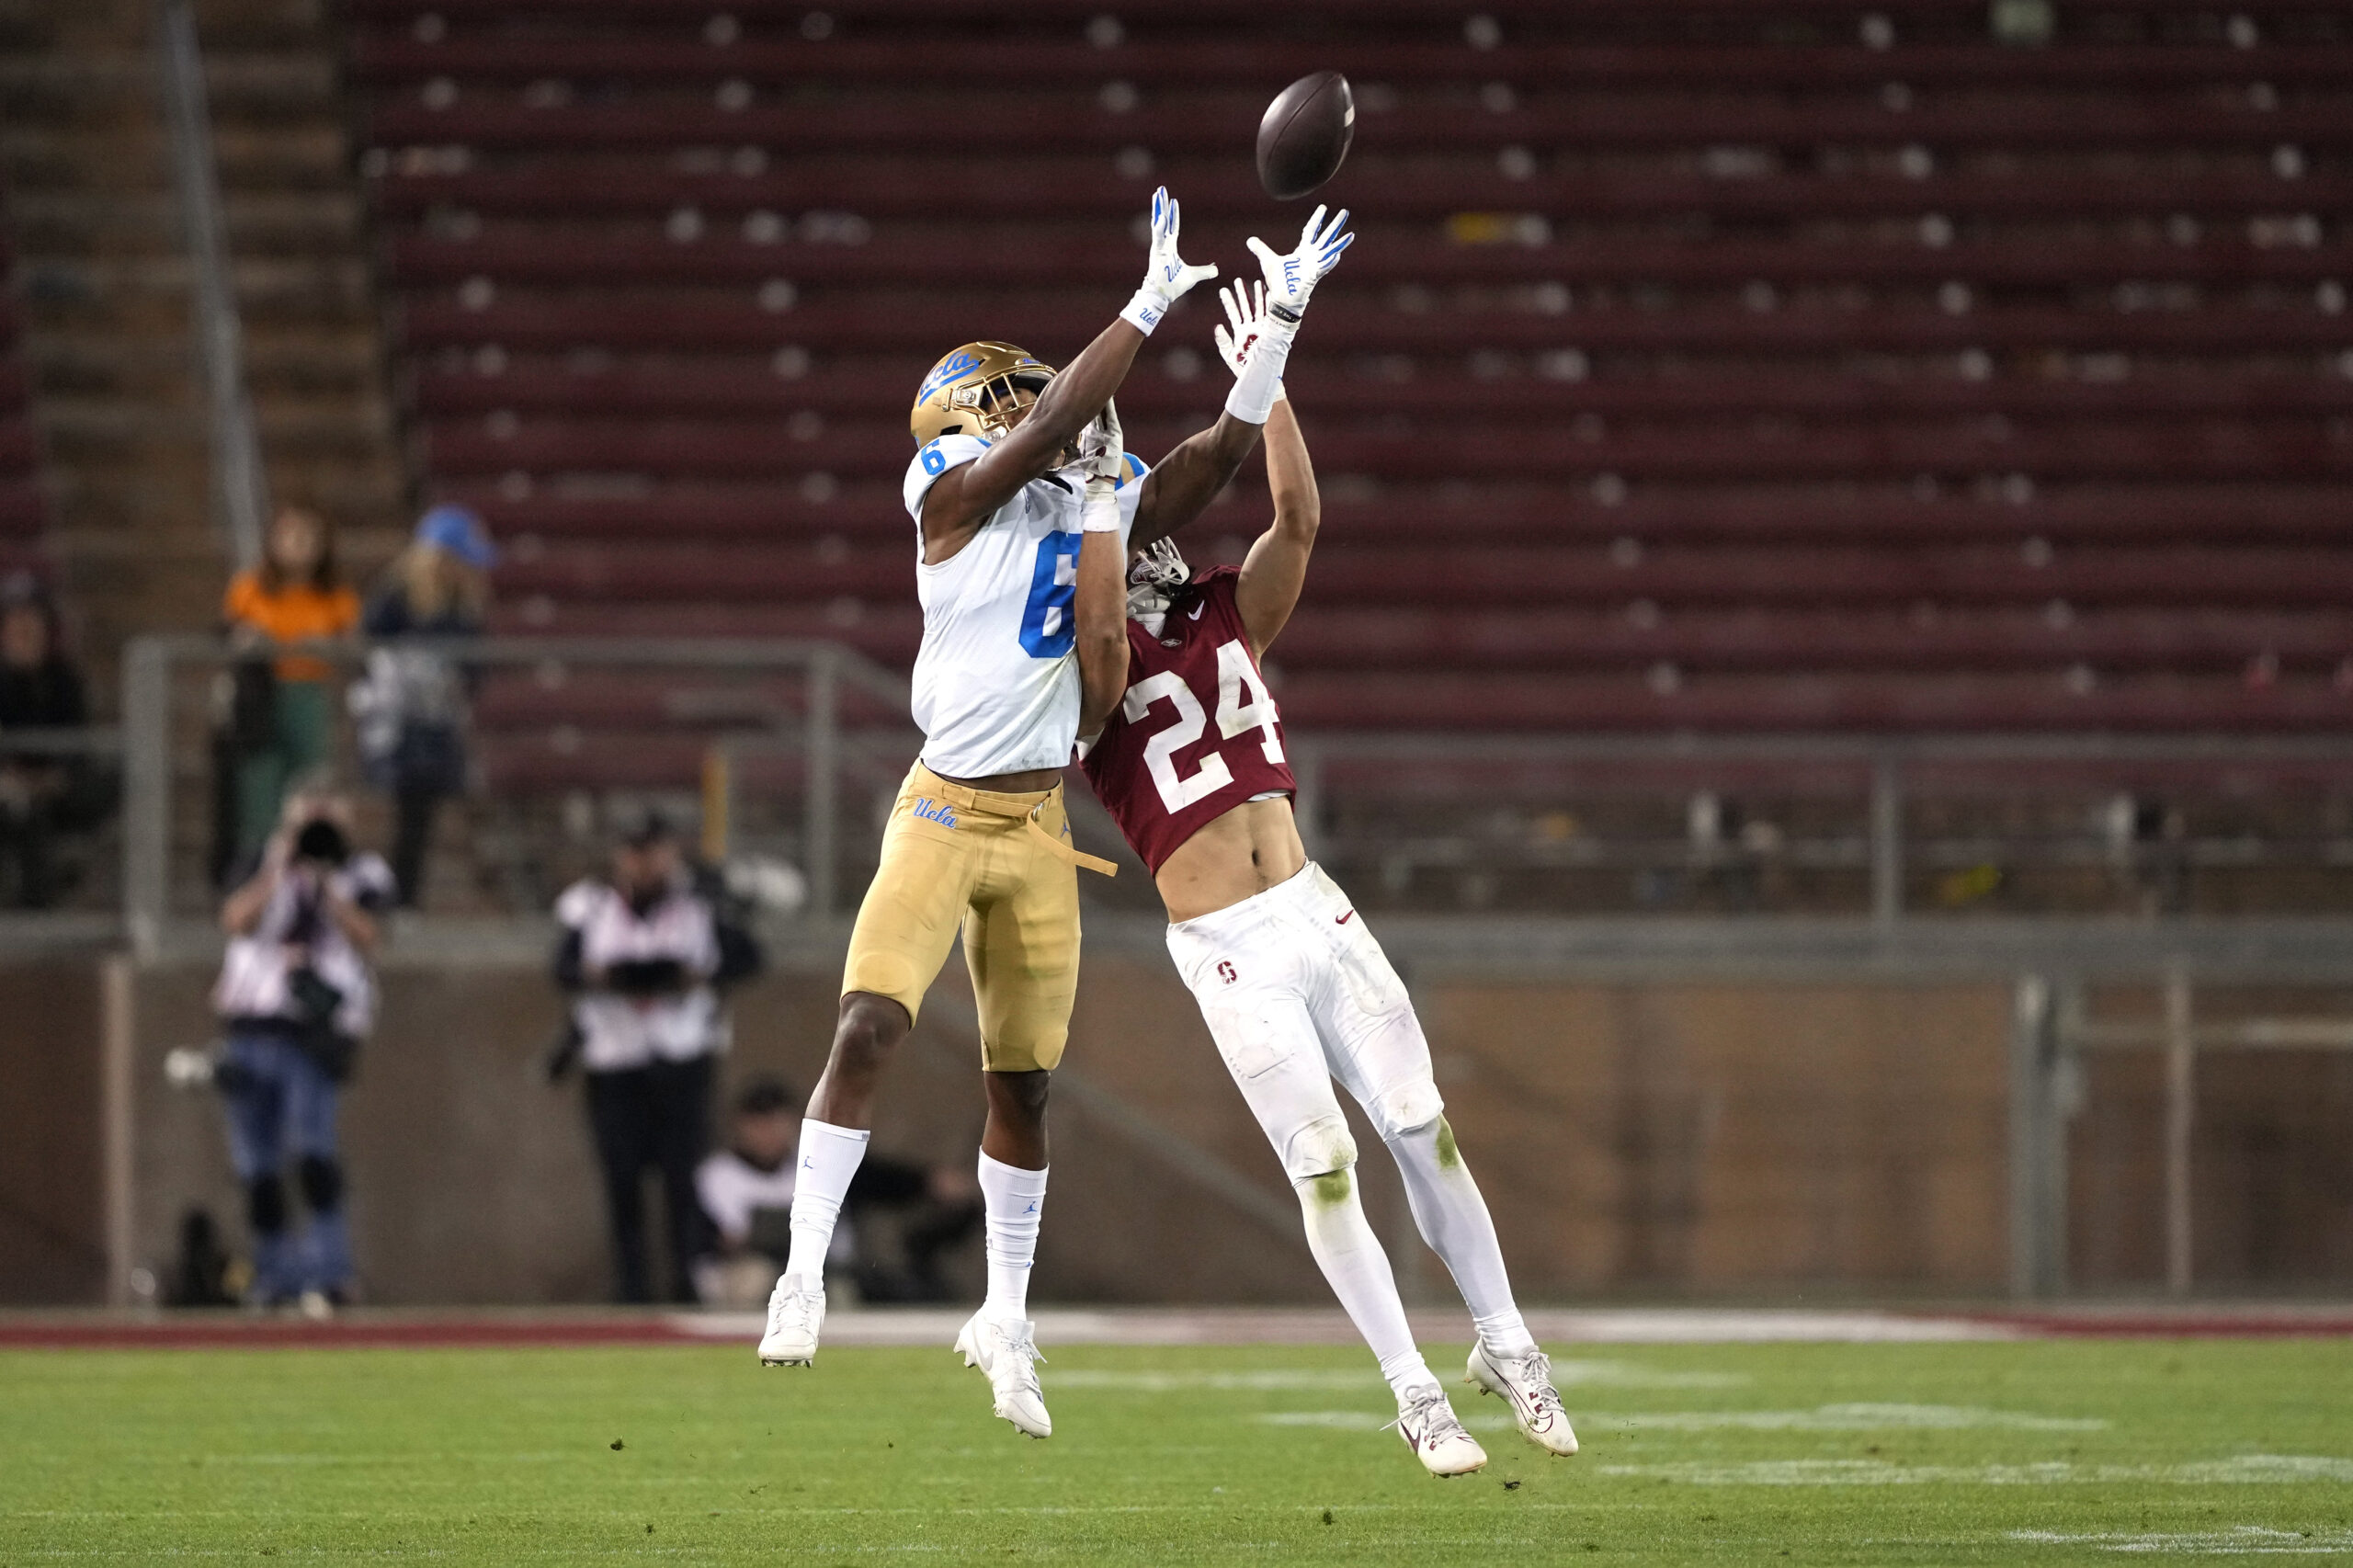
[119,630,2353,944]
[155,0,267,570]
[119,633,912,957]
[2010,971,2353,1299]
[1290,730,2353,923]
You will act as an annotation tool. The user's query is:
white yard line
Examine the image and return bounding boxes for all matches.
[671,1306,2018,1346]
[2013,1527,2353,1555]
[1590,1455,2353,1486]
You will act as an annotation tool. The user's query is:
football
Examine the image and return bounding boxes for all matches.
[1256,71,1356,199]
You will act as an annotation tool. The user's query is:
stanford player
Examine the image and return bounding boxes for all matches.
[1080,282,1577,1479]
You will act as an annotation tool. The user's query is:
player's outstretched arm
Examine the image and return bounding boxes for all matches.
[925,188,1215,548]
[1201,279,1320,654]
[1073,416,1131,738]
[1130,205,1352,551]
[1074,504,1131,738]
[1236,395,1318,657]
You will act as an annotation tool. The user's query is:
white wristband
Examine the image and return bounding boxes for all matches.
[1222,318,1297,425]
[1120,289,1170,335]
[1081,486,1123,533]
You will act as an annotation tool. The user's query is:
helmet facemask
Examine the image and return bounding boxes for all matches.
[1126,538,1190,635]
[971,370,1054,444]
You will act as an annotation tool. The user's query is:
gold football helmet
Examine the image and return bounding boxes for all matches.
[909,341,1058,446]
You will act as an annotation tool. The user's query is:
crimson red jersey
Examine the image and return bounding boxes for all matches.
[1081,567,1295,873]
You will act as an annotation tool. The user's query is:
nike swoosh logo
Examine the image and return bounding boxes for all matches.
[1188,604,1205,620]
[1336,910,1356,925]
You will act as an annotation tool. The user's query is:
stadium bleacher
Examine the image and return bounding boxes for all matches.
[0,186,51,574]
[341,0,2353,755]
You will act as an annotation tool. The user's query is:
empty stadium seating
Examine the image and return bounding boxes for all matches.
[339,0,2353,758]
[0,194,51,572]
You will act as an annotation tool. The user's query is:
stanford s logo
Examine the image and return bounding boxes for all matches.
[1216,960,1238,985]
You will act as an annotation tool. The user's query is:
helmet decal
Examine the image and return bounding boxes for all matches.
[915,350,986,403]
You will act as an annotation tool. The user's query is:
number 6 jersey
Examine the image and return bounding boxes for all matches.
[1081,565,1295,872]
[904,434,1145,778]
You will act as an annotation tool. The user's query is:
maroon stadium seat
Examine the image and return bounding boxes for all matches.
[345,0,2353,777]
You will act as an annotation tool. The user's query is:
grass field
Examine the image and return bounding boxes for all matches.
[4,1336,2350,1564]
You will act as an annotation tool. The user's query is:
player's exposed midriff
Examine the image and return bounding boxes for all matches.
[929,766,1065,794]
[1154,796,1308,923]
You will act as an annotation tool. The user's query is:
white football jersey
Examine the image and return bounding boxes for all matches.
[901,434,1146,778]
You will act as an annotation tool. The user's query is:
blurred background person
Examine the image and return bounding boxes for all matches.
[693,1075,983,1308]
[552,813,762,1303]
[220,506,358,878]
[212,790,395,1313]
[0,573,100,907]
[354,504,495,907]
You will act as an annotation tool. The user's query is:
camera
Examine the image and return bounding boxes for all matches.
[291,817,350,868]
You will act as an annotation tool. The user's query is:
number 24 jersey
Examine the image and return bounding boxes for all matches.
[1081,566,1295,873]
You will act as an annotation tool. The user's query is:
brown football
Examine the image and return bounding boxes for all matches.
[1256,71,1355,200]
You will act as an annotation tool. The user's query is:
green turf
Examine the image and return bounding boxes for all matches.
[3,1337,2349,1564]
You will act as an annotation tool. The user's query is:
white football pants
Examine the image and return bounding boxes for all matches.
[1165,863,1445,1182]
[1166,861,1535,1378]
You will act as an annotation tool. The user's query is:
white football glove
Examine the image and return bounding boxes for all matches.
[1075,398,1126,531]
[1212,280,1284,403]
[1121,186,1219,335]
[1074,396,1124,480]
[1245,203,1354,317]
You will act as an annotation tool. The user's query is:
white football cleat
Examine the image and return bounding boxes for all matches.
[953,1312,1051,1438]
[756,1275,824,1367]
[1392,1388,1487,1477]
[1467,1343,1579,1456]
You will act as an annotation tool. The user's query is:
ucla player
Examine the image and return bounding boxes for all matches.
[1079,279,1574,1477]
[760,193,1355,1442]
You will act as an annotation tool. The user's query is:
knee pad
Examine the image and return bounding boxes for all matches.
[1277,1114,1358,1185]
[297,1154,344,1213]
[246,1174,287,1234]
[1370,1077,1446,1142]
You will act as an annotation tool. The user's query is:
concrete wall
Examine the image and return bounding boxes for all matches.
[89,952,2022,1304]
[0,961,108,1301]
[8,949,2350,1305]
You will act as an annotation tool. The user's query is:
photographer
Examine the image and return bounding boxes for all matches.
[212,791,394,1312]
[553,813,761,1303]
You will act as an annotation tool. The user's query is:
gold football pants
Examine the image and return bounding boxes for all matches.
[841,762,1112,1073]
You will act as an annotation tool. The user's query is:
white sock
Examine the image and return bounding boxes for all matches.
[1292,1166,1438,1403]
[1385,1119,1538,1359]
[783,1119,870,1282]
[978,1151,1049,1323]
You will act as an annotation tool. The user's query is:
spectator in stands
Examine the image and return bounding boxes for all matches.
[692,1076,983,1308]
[222,506,359,871]
[354,505,496,906]
[213,789,395,1314]
[553,812,762,1303]
[0,574,97,907]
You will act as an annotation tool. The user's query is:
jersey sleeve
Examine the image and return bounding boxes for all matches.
[553,879,603,929]
[1114,454,1150,543]
[902,434,992,523]
[338,853,399,913]
[222,571,258,625]
[694,1153,750,1241]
